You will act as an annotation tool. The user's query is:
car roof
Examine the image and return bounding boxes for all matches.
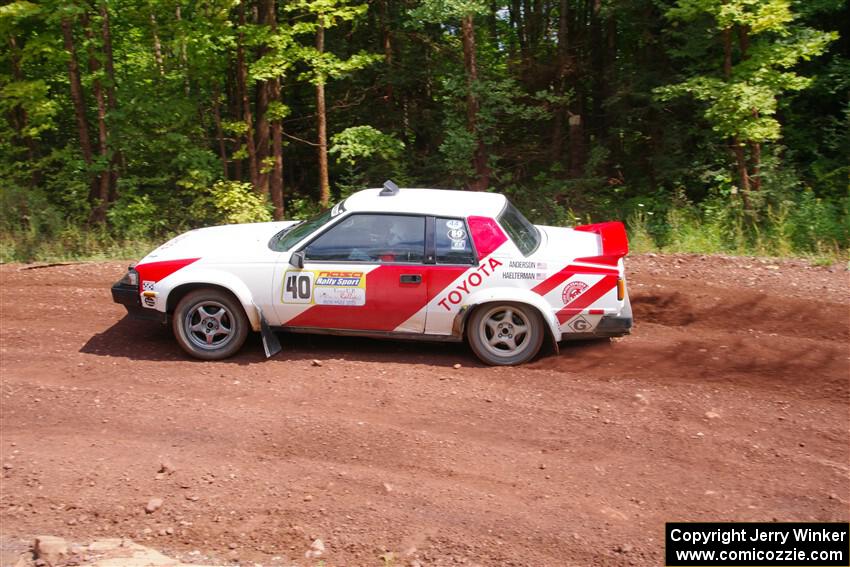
[344,188,507,218]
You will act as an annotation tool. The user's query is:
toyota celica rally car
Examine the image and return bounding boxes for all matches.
[112,181,632,365]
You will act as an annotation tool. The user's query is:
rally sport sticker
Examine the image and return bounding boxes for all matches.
[282,270,366,306]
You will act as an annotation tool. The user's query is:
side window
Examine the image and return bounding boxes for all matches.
[435,217,476,265]
[304,214,425,263]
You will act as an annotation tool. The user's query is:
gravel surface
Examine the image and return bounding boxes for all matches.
[1,254,848,566]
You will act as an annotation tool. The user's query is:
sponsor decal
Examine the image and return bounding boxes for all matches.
[282,269,366,306]
[448,228,467,241]
[557,275,618,324]
[568,315,592,332]
[531,263,618,297]
[315,271,362,287]
[142,280,156,292]
[143,296,156,307]
[502,271,544,280]
[451,239,467,250]
[446,219,464,230]
[314,287,365,306]
[437,257,503,311]
[562,281,589,304]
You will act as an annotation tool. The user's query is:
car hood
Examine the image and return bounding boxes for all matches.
[139,221,297,264]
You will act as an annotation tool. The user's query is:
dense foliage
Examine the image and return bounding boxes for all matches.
[1,0,847,261]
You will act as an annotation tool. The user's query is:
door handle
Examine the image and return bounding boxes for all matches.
[399,274,422,284]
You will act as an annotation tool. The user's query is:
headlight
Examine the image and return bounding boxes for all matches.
[120,266,139,287]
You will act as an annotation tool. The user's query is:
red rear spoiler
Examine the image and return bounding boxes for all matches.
[572,221,629,266]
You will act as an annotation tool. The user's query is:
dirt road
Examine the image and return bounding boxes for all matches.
[1,254,848,566]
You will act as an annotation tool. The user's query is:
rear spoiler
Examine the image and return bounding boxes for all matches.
[572,221,629,266]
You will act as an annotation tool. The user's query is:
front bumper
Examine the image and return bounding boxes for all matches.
[111,281,166,323]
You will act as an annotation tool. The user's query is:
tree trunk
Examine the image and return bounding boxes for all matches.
[316,24,330,207]
[461,13,490,191]
[737,26,760,193]
[100,2,120,203]
[732,138,751,196]
[551,0,570,161]
[722,27,751,205]
[568,112,584,177]
[150,13,165,76]
[228,59,243,181]
[270,78,284,220]
[8,36,40,186]
[83,12,111,223]
[212,87,229,178]
[237,3,260,190]
[255,81,271,195]
[265,0,284,219]
[61,17,94,167]
[589,0,607,140]
[101,4,117,109]
[176,6,191,95]
[254,0,275,198]
[380,0,394,103]
[750,141,761,192]
[508,0,525,59]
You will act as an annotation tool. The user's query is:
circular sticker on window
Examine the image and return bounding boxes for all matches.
[446,220,463,229]
[447,228,466,240]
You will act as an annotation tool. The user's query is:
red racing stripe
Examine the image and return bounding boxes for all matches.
[573,255,621,267]
[556,275,618,324]
[531,263,618,297]
[135,258,199,285]
[287,216,505,332]
[284,265,467,331]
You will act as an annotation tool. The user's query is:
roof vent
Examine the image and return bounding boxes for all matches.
[380,179,400,196]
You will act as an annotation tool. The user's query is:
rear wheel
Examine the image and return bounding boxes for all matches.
[467,302,544,366]
[172,289,248,360]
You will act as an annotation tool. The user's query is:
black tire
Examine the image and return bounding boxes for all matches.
[172,289,249,360]
[467,302,545,366]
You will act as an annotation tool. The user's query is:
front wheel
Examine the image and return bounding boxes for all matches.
[172,289,249,360]
[467,302,545,366]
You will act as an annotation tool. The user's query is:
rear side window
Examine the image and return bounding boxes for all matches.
[498,201,540,256]
[435,217,475,264]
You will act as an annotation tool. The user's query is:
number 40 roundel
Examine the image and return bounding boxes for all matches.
[283,271,314,303]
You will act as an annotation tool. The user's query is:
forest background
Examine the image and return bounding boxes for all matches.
[1,0,847,262]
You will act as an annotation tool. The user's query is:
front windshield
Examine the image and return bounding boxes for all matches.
[269,208,335,252]
[498,201,540,256]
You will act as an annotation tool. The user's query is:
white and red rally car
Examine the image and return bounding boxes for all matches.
[112,181,632,365]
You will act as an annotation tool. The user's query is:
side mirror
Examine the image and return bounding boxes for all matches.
[289,251,305,269]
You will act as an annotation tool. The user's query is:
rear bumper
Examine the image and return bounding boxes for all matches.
[592,315,632,337]
[111,281,166,323]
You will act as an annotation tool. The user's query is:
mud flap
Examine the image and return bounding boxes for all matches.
[254,305,282,358]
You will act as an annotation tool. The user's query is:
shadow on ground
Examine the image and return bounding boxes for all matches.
[80,316,476,367]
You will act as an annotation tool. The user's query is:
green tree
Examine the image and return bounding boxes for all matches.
[291,0,380,206]
[656,0,836,210]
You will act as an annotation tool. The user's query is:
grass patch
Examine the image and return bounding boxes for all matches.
[0,228,164,264]
[627,203,848,265]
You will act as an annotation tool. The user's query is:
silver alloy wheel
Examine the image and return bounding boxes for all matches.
[477,304,532,359]
[184,300,235,350]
